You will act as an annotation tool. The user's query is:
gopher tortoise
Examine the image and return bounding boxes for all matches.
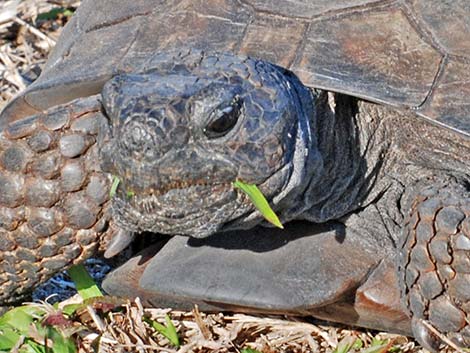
[1,0,470,350]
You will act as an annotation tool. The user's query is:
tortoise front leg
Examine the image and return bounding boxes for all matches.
[398,182,470,351]
[0,96,115,304]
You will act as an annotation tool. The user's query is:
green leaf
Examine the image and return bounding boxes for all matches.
[61,304,82,317]
[67,264,103,300]
[37,8,74,20]
[0,327,21,350]
[146,315,180,347]
[0,306,40,333]
[0,306,49,352]
[46,327,76,353]
[360,338,392,353]
[233,180,283,229]
[109,176,120,197]
[371,338,387,347]
[241,349,263,353]
[353,338,364,349]
[23,339,47,353]
[333,336,358,353]
[163,315,179,348]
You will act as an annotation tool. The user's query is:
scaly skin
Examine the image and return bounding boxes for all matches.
[99,52,322,237]
[0,96,114,304]
[399,183,470,350]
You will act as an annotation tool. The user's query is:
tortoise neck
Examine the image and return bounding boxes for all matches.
[300,91,388,222]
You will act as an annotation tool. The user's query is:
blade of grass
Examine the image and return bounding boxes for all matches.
[233,180,283,228]
[37,8,74,20]
[61,304,81,317]
[145,314,180,347]
[360,338,392,353]
[46,326,77,353]
[360,343,392,353]
[163,315,179,348]
[353,338,364,350]
[109,176,120,197]
[67,265,103,300]
[333,336,359,353]
[24,339,48,353]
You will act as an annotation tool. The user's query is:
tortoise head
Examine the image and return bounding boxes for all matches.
[100,52,320,237]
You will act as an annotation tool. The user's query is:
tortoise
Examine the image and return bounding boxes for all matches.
[0,0,469,350]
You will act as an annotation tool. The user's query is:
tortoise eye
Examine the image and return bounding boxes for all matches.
[204,96,242,139]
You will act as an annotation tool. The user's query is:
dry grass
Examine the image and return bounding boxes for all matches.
[0,0,74,108]
[0,1,457,352]
[69,297,425,353]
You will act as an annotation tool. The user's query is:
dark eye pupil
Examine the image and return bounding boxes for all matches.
[209,109,237,133]
[204,98,241,138]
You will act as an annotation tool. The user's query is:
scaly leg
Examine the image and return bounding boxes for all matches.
[0,96,114,304]
[398,182,470,351]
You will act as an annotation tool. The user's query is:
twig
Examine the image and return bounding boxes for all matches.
[86,304,107,332]
[14,16,56,46]
[421,320,465,353]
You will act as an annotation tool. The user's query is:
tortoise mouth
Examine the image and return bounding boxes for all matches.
[111,180,251,237]
[118,179,233,199]
[116,181,235,215]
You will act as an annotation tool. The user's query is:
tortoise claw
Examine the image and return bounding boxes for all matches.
[411,318,442,353]
[104,229,135,258]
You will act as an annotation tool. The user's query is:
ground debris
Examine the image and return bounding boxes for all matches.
[0,0,78,107]
[72,298,435,353]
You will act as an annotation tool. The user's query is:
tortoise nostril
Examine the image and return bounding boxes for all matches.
[120,120,155,155]
[131,125,148,145]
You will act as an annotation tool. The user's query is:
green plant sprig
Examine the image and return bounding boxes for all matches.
[233,180,283,229]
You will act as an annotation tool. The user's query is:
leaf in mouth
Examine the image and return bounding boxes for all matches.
[233,180,284,229]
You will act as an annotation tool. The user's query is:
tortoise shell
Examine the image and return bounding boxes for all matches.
[2,0,469,136]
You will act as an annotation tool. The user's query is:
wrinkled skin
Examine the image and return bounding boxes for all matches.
[100,53,321,237]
